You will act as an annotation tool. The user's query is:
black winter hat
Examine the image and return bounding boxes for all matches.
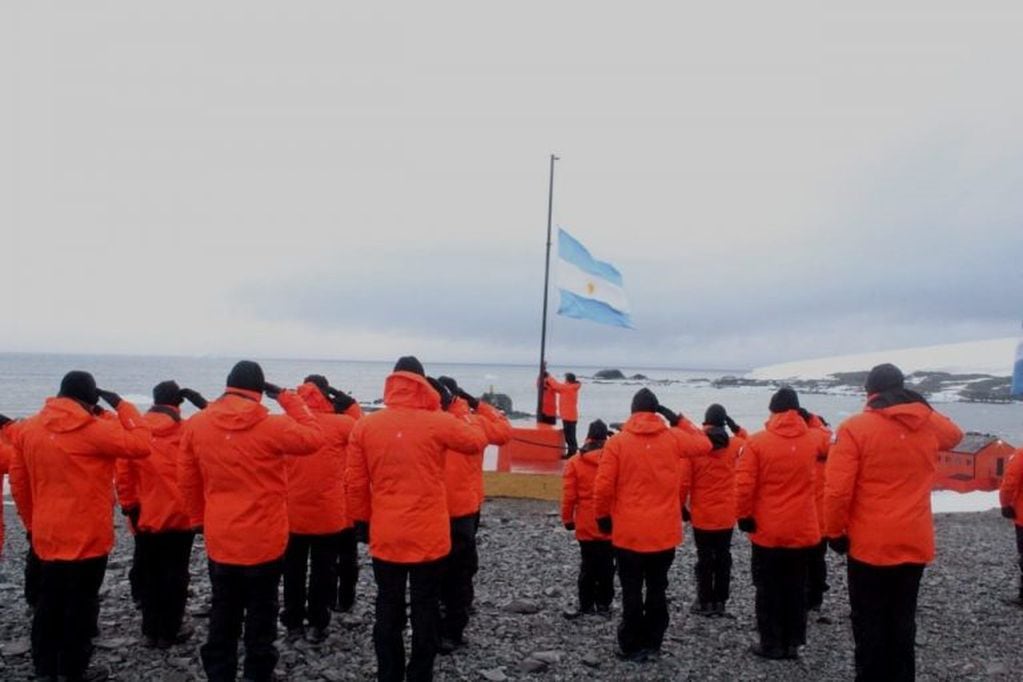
[304,374,329,391]
[226,360,265,393]
[704,404,728,427]
[393,356,425,376]
[59,371,99,406]
[153,380,183,407]
[586,419,609,442]
[438,376,459,394]
[865,363,905,394]
[566,372,577,383]
[769,387,800,414]
[631,388,660,414]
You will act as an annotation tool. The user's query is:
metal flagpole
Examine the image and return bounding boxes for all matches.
[537,153,558,420]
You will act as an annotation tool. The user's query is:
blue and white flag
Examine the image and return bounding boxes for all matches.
[1013,332,1023,397]
[556,229,634,329]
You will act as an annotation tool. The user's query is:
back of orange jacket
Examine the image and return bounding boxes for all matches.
[539,376,558,418]
[286,383,356,534]
[562,447,611,541]
[805,415,833,535]
[9,398,151,561]
[736,411,824,549]
[688,429,744,531]
[547,378,581,422]
[824,401,962,565]
[346,372,488,563]
[115,407,193,532]
[444,398,511,517]
[1000,448,1023,526]
[594,412,692,552]
[179,389,325,566]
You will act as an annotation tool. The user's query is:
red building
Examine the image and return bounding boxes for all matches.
[935,432,1017,493]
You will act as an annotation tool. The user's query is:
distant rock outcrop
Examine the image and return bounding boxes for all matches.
[482,392,533,420]
[594,369,626,380]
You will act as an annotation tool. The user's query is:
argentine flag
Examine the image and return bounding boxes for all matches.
[556,229,634,329]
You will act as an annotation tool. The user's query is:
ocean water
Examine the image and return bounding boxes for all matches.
[2,352,1021,445]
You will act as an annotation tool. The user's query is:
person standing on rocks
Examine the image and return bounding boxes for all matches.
[561,419,615,619]
[537,366,558,426]
[593,388,695,662]
[686,404,747,617]
[735,387,826,660]
[824,363,963,681]
[280,376,357,643]
[436,375,511,653]
[346,357,488,682]
[179,360,325,682]
[115,380,208,649]
[999,444,1023,604]
[8,370,152,682]
[799,408,833,616]
[546,373,582,457]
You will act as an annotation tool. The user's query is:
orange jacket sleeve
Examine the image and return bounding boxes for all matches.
[437,413,488,455]
[673,419,713,458]
[9,437,31,533]
[345,421,370,523]
[475,402,511,445]
[561,458,578,525]
[115,458,140,510]
[80,401,151,460]
[266,390,326,456]
[177,423,205,528]
[594,439,620,519]
[734,440,759,520]
[823,424,862,538]
[344,403,364,420]
[928,411,963,451]
[1000,449,1023,509]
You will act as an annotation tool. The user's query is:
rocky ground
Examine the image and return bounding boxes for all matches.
[2,501,1023,681]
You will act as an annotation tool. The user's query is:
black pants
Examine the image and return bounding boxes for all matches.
[751,544,809,652]
[336,527,359,612]
[372,557,444,682]
[563,420,578,456]
[806,540,829,610]
[693,528,733,605]
[129,533,144,605]
[615,547,675,655]
[578,540,615,610]
[201,558,283,682]
[439,516,478,642]
[847,558,924,682]
[32,555,108,679]
[24,544,42,608]
[283,532,340,630]
[1014,525,1023,598]
[137,530,195,640]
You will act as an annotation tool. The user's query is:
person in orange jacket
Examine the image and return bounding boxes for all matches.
[799,408,833,615]
[736,387,826,660]
[179,360,325,682]
[0,414,13,558]
[116,381,208,649]
[436,375,511,652]
[537,366,558,425]
[9,371,151,681]
[593,388,698,662]
[561,419,614,619]
[345,357,488,682]
[999,446,1023,604]
[547,372,582,456]
[281,375,357,644]
[824,364,963,681]
[686,404,746,617]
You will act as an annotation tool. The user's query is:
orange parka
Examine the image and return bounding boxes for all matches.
[687,427,745,531]
[346,372,488,563]
[594,412,694,552]
[805,415,834,535]
[824,401,963,565]
[9,398,151,561]
[547,378,581,422]
[179,388,325,566]
[539,376,558,419]
[286,382,357,534]
[999,448,1023,526]
[562,444,611,541]
[736,411,825,549]
[115,406,195,533]
[0,422,14,555]
[444,397,511,518]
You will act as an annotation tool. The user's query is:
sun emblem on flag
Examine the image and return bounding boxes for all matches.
[586,281,596,295]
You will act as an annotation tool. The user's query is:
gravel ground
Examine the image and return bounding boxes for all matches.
[2,500,1023,681]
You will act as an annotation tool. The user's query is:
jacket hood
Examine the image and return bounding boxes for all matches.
[39,397,95,434]
[146,406,181,436]
[868,401,933,431]
[384,372,441,411]
[765,410,809,438]
[207,389,269,431]
[623,411,668,435]
[577,448,602,467]
[297,382,334,414]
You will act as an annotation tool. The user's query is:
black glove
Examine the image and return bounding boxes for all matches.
[263,382,283,400]
[682,507,692,523]
[828,536,849,555]
[655,405,681,427]
[737,517,756,533]
[179,388,208,409]
[327,387,356,414]
[596,516,613,535]
[96,389,122,408]
[1003,506,1016,520]
[456,388,480,410]
[122,505,141,532]
[427,377,453,411]
[724,416,741,434]
[354,521,370,544]
[564,521,575,531]
[706,426,729,449]
[0,414,11,429]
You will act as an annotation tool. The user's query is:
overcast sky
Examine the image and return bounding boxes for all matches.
[2,2,1021,370]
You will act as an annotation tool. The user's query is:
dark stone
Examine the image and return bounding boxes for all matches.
[594,369,626,380]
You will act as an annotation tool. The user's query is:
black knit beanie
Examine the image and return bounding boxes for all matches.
[226,360,265,393]
[153,380,183,407]
[586,419,609,441]
[566,372,577,383]
[393,356,425,376]
[304,374,329,391]
[631,388,659,414]
[59,371,99,406]
[704,404,727,427]
[865,363,904,394]
[769,387,800,414]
